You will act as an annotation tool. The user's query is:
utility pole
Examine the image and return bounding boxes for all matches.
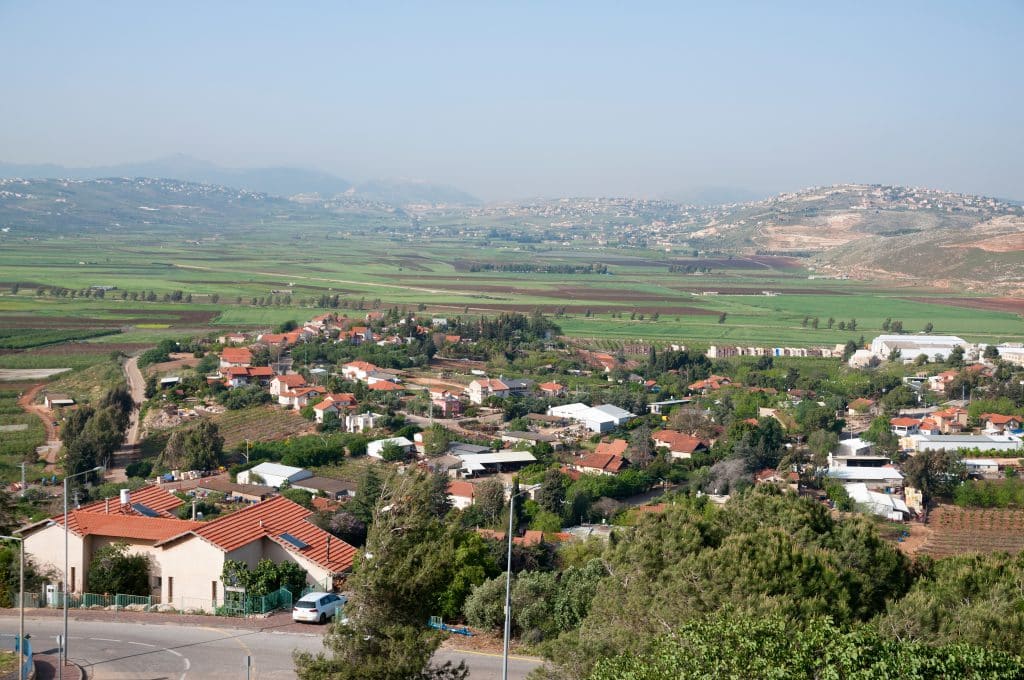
[19,463,26,498]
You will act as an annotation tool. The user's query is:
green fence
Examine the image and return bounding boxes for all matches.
[216,586,293,617]
[40,592,153,611]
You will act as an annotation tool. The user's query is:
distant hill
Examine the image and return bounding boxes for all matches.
[0,177,314,232]
[676,184,1024,292]
[0,155,480,205]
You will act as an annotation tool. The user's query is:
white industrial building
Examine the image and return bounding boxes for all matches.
[236,462,312,489]
[844,483,911,520]
[908,434,1022,454]
[825,466,904,491]
[868,334,969,362]
[547,403,635,433]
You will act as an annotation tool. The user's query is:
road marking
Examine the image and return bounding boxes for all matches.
[445,648,543,662]
[126,641,155,647]
[166,648,183,657]
[91,637,122,642]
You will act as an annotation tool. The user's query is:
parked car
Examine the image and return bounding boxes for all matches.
[292,592,347,624]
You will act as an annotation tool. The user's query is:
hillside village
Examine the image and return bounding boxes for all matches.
[19,307,1024,612]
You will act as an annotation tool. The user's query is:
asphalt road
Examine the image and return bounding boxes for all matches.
[0,616,542,680]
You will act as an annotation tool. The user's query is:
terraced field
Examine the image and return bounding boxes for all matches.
[917,505,1024,558]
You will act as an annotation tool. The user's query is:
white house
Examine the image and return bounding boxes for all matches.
[237,462,312,488]
[367,437,415,460]
[844,483,911,520]
[467,378,510,404]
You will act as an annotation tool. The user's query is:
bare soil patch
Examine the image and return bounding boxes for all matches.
[146,353,201,375]
[0,342,151,357]
[0,368,72,381]
[917,505,1024,558]
[901,296,1024,315]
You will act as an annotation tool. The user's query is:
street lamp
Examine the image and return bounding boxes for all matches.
[62,465,103,677]
[502,487,529,680]
[0,535,25,679]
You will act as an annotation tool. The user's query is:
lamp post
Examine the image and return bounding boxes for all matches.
[501,488,528,680]
[0,535,25,679]
[62,465,103,677]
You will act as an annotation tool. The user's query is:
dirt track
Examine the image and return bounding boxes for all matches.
[17,383,60,471]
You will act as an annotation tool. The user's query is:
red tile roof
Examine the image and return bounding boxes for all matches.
[275,374,307,387]
[161,496,356,573]
[248,366,274,377]
[578,451,626,473]
[538,381,565,392]
[447,480,475,499]
[344,360,378,372]
[368,381,403,391]
[69,513,201,541]
[220,347,253,364]
[890,417,922,427]
[982,413,1021,425]
[652,430,707,453]
[594,439,628,457]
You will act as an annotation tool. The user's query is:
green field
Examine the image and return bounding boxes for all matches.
[0,390,46,483]
[0,224,1021,349]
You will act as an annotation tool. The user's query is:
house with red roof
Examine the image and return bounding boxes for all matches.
[153,495,356,609]
[312,393,358,423]
[574,451,627,476]
[932,406,969,433]
[688,375,731,393]
[279,385,326,410]
[467,378,510,404]
[341,361,378,382]
[982,413,1023,434]
[889,417,922,436]
[270,374,307,397]
[538,381,567,397]
[18,485,192,597]
[447,480,476,510]
[219,347,253,368]
[652,430,709,459]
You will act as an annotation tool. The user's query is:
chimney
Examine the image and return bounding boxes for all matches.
[120,489,130,507]
[105,498,110,514]
[258,519,263,529]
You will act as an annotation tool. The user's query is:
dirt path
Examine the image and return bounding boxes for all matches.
[17,383,60,472]
[106,355,146,483]
[123,355,145,446]
[895,520,932,557]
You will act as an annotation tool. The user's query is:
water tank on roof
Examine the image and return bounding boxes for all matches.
[120,489,130,506]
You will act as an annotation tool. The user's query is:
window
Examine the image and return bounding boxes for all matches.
[168,577,174,603]
[211,581,217,605]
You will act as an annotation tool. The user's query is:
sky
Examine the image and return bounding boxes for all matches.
[1,1,1022,201]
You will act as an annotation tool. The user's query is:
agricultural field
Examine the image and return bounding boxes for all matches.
[141,406,314,456]
[0,389,47,483]
[0,221,1021,351]
[916,505,1024,558]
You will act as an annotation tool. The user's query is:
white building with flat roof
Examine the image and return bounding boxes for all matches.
[547,403,635,433]
[869,334,969,362]
[908,434,1022,454]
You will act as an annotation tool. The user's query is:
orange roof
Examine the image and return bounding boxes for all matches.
[473,378,509,391]
[220,347,253,364]
[275,374,307,387]
[445,335,462,344]
[982,413,1021,424]
[638,503,667,514]
[75,484,183,517]
[368,381,403,391]
[652,430,707,453]
[225,366,250,377]
[344,360,378,371]
[595,439,628,457]
[161,496,356,573]
[69,513,201,541]
[538,381,565,392]
[890,417,921,427]
[578,451,626,473]
[447,480,475,499]
[248,366,274,377]
[848,398,875,409]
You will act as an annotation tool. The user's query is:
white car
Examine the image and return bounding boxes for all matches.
[292,592,347,624]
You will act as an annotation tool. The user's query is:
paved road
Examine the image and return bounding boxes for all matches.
[0,616,542,680]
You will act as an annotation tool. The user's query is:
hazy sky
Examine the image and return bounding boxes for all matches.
[2,1,1021,200]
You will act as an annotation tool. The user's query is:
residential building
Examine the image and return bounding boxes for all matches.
[908,434,1023,454]
[367,437,415,460]
[467,378,510,404]
[652,430,708,459]
[825,466,904,492]
[219,347,253,368]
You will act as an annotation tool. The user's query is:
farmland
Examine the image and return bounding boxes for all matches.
[0,222,1021,351]
[0,389,46,482]
[916,505,1024,558]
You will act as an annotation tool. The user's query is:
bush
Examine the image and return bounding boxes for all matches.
[125,460,153,479]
